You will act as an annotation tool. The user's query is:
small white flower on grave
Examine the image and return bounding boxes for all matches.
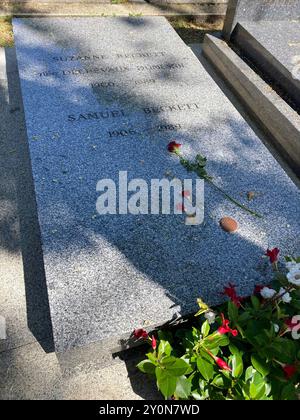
[204,311,216,325]
[273,323,280,334]
[260,287,277,299]
[278,287,292,304]
[287,268,300,287]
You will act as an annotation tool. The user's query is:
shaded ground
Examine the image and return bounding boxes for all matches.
[169,16,223,43]
[0,17,13,47]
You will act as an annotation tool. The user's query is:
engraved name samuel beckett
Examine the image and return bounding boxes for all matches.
[96,171,204,226]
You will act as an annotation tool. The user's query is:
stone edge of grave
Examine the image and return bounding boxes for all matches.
[203,34,300,180]
[0,2,227,17]
[231,22,300,111]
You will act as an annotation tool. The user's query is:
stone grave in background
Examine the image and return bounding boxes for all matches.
[223,0,300,40]
[204,0,300,177]
[13,17,300,353]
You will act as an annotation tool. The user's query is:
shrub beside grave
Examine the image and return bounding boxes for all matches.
[135,251,300,400]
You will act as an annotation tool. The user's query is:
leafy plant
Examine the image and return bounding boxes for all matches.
[135,252,300,400]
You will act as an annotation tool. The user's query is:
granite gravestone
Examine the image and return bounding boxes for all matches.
[223,0,300,39]
[13,17,300,352]
[231,20,300,110]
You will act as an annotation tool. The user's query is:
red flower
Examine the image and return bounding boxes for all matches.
[254,284,264,294]
[283,364,297,379]
[222,283,242,308]
[285,318,299,331]
[151,335,157,350]
[133,328,148,340]
[167,141,182,154]
[265,248,280,264]
[215,357,232,372]
[218,313,238,337]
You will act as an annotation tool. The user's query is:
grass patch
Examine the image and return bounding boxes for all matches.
[0,16,13,48]
[111,0,128,4]
[168,16,223,44]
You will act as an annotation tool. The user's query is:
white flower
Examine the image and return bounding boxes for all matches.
[278,287,292,303]
[260,287,277,299]
[286,261,300,272]
[204,311,216,324]
[287,268,300,286]
[273,323,280,333]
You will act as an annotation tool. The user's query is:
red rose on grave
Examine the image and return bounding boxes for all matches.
[133,328,148,340]
[151,335,157,350]
[215,357,232,372]
[283,364,297,379]
[167,141,182,154]
[218,313,238,337]
[265,248,280,264]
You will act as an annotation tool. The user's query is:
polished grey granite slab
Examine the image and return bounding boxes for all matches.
[223,0,300,39]
[13,17,300,352]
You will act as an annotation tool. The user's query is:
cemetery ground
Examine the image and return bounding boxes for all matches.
[0,14,223,401]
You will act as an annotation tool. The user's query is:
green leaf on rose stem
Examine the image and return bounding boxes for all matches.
[251,354,270,377]
[195,154,207,167]
[161,356,190,377]
[232,353,243,378]
[251,295,261,310]
[174,375,192,399]
[155,367,177,399]
[137,359,156,375]
[158,340,172,358]
[197,356,215,381]
[201,320,210,338]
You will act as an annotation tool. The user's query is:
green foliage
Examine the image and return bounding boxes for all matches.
[137,256,300,400]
